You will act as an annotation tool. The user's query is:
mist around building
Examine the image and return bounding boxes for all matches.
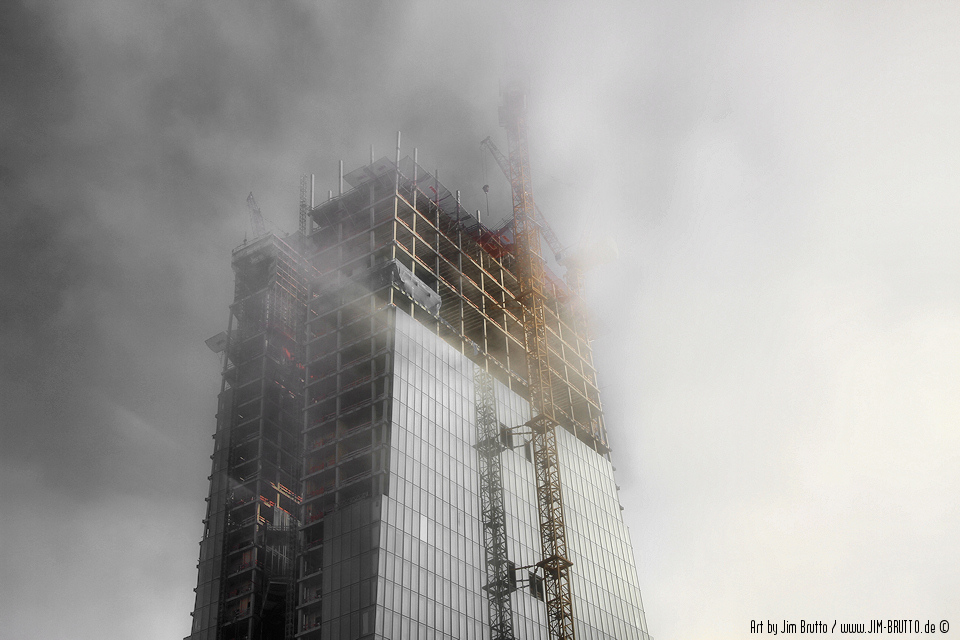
[3,3,959,640]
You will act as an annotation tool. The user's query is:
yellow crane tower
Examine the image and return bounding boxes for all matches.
[499,86,577,640]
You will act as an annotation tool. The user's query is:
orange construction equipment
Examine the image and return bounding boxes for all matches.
[499,85,577,640]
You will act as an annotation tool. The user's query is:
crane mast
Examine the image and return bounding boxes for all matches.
[479,136,583,296]
[246,192,267,238]
[499,87,577,640]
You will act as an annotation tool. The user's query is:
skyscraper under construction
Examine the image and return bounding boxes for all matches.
[186,93,652,640]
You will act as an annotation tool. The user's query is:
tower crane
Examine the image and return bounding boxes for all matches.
[499,86,577,640]
[480,136,585,298]
[246,192,267,238]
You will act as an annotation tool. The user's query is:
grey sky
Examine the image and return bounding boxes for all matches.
[1,1,958,638]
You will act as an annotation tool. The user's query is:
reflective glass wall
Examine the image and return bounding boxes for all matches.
[378,309,651,640]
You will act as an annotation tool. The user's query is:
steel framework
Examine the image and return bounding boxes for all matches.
[481,136,588,330]
[474,366,516,640]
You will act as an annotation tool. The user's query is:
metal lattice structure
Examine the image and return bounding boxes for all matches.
[500,87,577,640]
[479,137,575,292]
[481,135,588,331]
[299,175,310,237]
[474,366,516,640]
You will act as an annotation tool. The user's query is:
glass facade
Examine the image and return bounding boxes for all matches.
[379,309,651,640]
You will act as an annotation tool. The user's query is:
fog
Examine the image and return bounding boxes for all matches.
[2,2,958,638]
